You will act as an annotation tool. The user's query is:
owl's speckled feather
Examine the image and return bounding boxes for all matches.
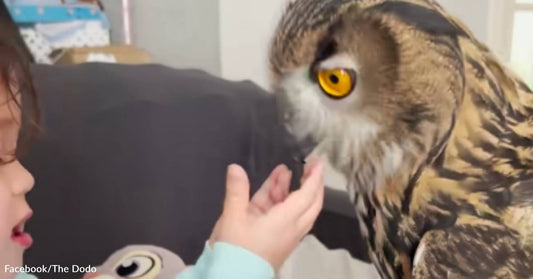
[270,0,533,278]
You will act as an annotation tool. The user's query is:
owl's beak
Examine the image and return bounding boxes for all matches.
[284,132,316,164]
[296,136,317,163]
[273,85,317,163]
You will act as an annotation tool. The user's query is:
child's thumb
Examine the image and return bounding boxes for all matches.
[223,164,250,216]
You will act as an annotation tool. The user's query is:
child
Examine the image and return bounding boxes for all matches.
[0,39,40,279]
[0,40,325,279]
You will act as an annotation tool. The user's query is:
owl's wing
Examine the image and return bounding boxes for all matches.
[411,222,533,279]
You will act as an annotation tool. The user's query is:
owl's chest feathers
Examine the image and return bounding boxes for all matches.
[354,106,533,279]
[355,191,417,279]
[355,173,523,279]
[353,94,533,278]
[360,172,533,277]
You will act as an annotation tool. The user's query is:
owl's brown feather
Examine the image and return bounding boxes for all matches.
[270,0,533,278]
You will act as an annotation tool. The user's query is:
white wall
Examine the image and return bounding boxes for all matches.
[100,0,124,44]
[101,0,221,75]
[437,0,490,43]
[219,0,287,89]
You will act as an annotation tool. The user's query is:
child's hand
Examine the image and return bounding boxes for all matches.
[249,164,293,215]
[209,160,324,270]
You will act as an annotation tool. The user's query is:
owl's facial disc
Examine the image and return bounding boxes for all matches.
[279,51,381,173]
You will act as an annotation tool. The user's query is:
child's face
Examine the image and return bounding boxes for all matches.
[0,85,34,270]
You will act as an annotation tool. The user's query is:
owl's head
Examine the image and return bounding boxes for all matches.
[270,0,467,192]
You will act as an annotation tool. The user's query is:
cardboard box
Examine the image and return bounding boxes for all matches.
[54,45,151,65]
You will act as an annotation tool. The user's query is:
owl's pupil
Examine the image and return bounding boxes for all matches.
[116,261,139,276]
[329,74,339,84]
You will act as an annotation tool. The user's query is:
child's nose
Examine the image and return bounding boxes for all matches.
[7,160,35,195]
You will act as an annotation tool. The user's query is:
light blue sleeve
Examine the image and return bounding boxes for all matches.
[177,242,274,279]
[14,273,38,279]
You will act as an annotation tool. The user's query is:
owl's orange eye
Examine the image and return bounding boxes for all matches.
[317,69,355,99]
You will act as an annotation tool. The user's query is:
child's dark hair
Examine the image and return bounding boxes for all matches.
[0,43,41,161]
[0,3,40,163]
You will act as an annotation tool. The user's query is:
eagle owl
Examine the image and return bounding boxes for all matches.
[269,0,533,278]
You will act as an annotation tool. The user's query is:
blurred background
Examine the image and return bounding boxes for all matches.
[4,0,533,90]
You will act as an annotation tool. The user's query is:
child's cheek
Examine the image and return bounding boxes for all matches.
[0,187,13,248]
[0,190,23,269]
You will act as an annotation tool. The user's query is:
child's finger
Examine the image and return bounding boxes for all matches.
[251,164,289,213]
[223,164,251,216]
[253,164,287,199]
[296,173,324,234]
[276,160,324,221]
[269,167,292,204]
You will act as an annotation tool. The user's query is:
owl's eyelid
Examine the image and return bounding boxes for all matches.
[317,53,359,72]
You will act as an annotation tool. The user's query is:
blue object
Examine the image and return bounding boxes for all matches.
[5,0,96,7]
[14,273,38,279]
[6,0,67,5]
[177,242,274,279]
[4,0,107,24]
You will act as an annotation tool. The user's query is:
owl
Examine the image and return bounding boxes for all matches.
[270,0,533,278]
